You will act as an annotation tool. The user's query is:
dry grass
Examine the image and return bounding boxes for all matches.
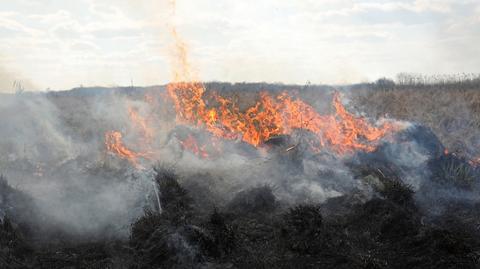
[43,82,480,159]
[350,87,480,157]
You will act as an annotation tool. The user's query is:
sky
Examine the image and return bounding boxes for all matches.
[0,0,479,91]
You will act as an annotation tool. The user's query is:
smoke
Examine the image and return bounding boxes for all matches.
[0,86,371,239]
[0,91,162,239]
[1,83,479,242]
[0,65,36,93]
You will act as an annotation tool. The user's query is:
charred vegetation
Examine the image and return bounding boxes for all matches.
[1,164,479,268]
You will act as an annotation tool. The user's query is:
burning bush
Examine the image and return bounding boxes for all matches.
[4,79,480,268]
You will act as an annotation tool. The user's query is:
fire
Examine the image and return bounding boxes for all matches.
[104,0,400,166]
[104,131,152,167]
[103,102,158,167]
[179,134,210,158]
[167,82,398,154]
[128,106,154,143]
[162,3,397,155]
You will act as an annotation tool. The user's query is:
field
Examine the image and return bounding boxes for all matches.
[1,81,480,268]
[350,84,480,159]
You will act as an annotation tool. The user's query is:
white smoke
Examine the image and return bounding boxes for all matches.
[1,85,475,240]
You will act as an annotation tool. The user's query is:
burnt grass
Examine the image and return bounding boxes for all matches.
[0,168,479,269]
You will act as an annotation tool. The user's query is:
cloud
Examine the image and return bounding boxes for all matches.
[0,0,478,89]
[0,12,40,36]
[69,41,99,51]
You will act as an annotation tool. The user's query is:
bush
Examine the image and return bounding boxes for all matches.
[380,179,415,207]
[281,204,323,254]
[154,167,194,225]
[0,217,32,268]
[227,185,276,215]
[431,154,476,189]
[206,208,236,257]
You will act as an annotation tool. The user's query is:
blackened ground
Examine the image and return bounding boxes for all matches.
[1,168,480,269]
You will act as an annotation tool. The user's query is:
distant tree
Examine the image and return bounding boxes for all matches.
[375,77,395,90]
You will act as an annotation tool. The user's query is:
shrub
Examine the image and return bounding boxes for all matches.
[281,204,323,254]
[380,179,415,207]
[432,154,476,189]
[154,167,194,225]
[227,185,276,215]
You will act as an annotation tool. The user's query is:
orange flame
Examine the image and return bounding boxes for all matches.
[128,106,154,143]
[104,0,400,166]
[162,3,397,155]
[179,134,210,158]
[104,131,152,167]
[104,102,159,166]
[167,82,398,155]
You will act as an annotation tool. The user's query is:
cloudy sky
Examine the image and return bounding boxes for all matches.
[0,0,479,91]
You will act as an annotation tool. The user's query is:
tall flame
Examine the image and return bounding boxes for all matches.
[105,0,400,166]
[163,1,398,155]
[167,83,397,154]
